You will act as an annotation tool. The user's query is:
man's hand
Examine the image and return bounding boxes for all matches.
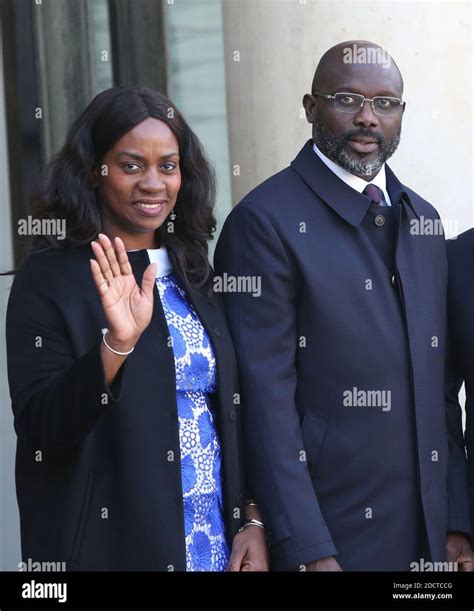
[446,532,473,571]
[306,556,342,571]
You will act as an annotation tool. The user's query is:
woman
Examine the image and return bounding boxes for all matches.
[6,86,268,571]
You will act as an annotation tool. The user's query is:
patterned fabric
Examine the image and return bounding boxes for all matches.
[155,264,230,572]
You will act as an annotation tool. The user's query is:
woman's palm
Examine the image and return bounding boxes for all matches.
[90,234,157,343]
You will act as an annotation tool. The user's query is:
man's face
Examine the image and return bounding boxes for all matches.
[304,59,404,180]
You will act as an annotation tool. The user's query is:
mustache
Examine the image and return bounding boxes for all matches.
[343,128,384,144]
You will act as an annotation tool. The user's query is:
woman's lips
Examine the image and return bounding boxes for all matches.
[347,139,379,154]
[131,201,166,217]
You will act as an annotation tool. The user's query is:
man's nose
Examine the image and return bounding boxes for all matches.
[353,100,379,128]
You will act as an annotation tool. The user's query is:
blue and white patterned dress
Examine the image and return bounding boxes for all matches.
[147,248,230,571]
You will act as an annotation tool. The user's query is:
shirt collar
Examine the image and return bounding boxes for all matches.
[291,140,419,227]
[127,246,174,278]
[312,142,391,206]
[146,246,173,277]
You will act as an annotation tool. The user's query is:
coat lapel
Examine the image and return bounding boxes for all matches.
[291,139,421,225]
[291,140,371,227]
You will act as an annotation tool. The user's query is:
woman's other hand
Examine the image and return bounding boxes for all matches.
[227,524,269,572]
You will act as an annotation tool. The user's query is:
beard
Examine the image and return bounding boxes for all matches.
[313,120,401,178]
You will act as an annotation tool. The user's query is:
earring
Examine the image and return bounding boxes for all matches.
[169,209,176,221]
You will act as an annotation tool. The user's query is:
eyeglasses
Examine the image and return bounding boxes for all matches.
[312,91,405,116]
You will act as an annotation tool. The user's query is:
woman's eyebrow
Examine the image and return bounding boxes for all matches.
[115,151,179,160]
[116,151,144,160]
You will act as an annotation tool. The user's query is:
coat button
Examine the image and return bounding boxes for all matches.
[229,410,236,422]
[213,327,221,337]
[374,214,385,227]
[391,274,396,286]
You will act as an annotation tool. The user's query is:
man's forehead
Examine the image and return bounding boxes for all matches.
[318,62,402,95]
[313,41,403,95]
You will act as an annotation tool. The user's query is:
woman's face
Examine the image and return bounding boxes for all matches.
[96,117,181,249]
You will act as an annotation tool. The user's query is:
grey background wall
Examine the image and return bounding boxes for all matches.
[0,24,17,571]
[222,0,473,236]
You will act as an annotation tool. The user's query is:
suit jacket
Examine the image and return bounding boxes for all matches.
[214,139,464,570]
[6,245,245,570]
[446,228,474,537]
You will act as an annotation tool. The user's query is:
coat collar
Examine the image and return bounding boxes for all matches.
[290,139,420,227]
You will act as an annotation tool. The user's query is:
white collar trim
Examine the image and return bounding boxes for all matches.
[146,247,173,277]
[312,142,391,206]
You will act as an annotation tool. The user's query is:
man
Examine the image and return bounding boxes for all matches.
[445,229,474,566]
[214,41,472,570]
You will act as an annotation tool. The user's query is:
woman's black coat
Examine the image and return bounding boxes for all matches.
[6,245,245,570]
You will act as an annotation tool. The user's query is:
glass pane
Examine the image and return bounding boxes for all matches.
[164,0,232,251]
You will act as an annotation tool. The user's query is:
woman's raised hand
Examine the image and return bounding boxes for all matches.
[90,234,157,350]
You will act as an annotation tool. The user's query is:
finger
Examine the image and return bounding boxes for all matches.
[459,555,473,572]
[240,557,261,572]
[242,561,267,572]
[90,258,109,296]
[140,263,157,301]
[226,546,245,572]
[91,238,114,284]
[98,233,121,278]
[114,236,133,277]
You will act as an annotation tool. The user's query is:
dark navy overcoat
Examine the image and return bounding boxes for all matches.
[215,140,464,570]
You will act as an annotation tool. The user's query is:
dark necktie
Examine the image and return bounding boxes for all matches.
[360,183,397,272]
[363,184,384,206]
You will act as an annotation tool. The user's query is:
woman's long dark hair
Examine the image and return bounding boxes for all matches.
[29,86,217,295]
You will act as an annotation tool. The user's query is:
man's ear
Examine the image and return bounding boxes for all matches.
[302,93,316,123]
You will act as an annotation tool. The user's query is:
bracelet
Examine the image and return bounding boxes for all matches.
[102,328,135,356]
[238,518,265,534]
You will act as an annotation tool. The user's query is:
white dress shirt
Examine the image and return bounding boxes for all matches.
[312,142,392,206]
[147,247,173,277]
[127,246,173,277]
